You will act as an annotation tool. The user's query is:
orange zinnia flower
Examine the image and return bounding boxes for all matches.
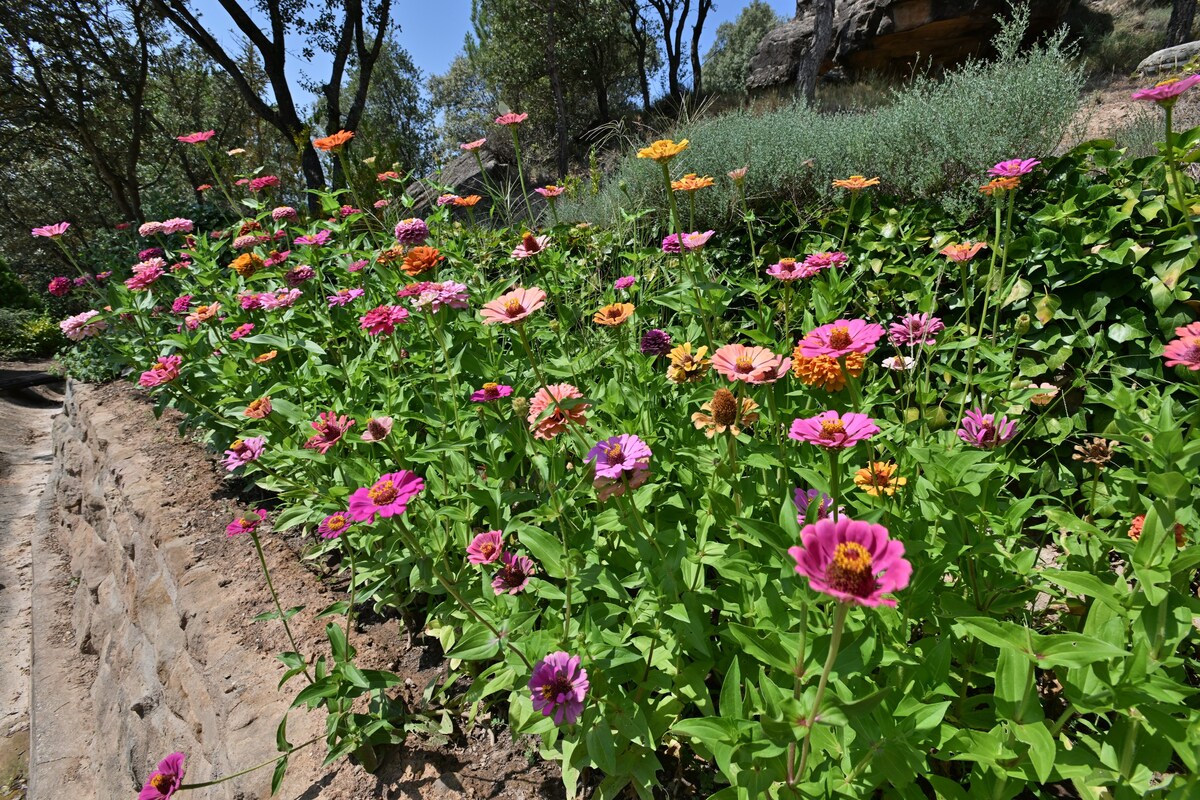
[853,462,907,496]
[939,241,988,262]
[377,246,405,265]
[229,253,265,277]
[790,351,865,392]
[245,396,272,418]
[637,138,688,163]
[313,129,354,152]
[253,350,278,364]
[979,177,1020,195]
[593,303,635,326]
[832,175,880,191]
[671,173,715,192]
[402,246,444,277]
[454,195,482,207]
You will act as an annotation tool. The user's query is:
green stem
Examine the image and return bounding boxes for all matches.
[792,601,850,784]
[828,449,842,522]
[990,191,1017,343]
[662,163,715,344]
[250,531,313,684]
[1165,104,1197,237]
[512,127,534,224]
[178,734,324,789]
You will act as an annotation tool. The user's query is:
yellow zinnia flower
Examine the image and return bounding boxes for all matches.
[637,138,689,163]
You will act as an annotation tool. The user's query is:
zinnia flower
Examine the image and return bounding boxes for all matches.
[248,175,280,192]
[801,251,848,273]
[881,355,916,371]
[285,265,315,286]
[853,462,907,496]
[47,276,72,297]
[495,112,528,126]
[728,166,748,183]
[230,323,255,341]
[586,434,651,480]
[272,206,297,221]
[184,302,221,330]
[535,185,564,198]
[636,138,688,162]
[394,217,429,245]
[229,253,265,278]
[640,328,672,356]
[979,177,1020,195]
[832,175,880,191]
[318,511,352,540]
[378,170,401,181]
[1131,74,1200,105]
[511,232,549,259]
[361,416,393,442]
[138,752,186,799]
[788,516,912,606]
[467,530,504,565]
[594,303,635,327]
[138,355,182,388]
[481,287,546,325]
[789,410,880,449]
[797,319,884,359]
[711,344,790,384]
[794,487,834,523]
[492,551,536,594]
[790,352,865,392]
[139,221,164,237]
[1073,438,1116,467]
[1128,514,1188,548]
[161,218,194,234]
[989,158,1041,178]
[124,261,165,290]
[223,436,266,471]
[176,130,215,144]
[294,229,331,246]
[888,313,944,347]
[226,508,268,537]
[59,310,106,341]
[328,287,365,307]
[471,382,513,402]
[1163,332,1200,370]
[32,222,70,238]
[313,129,354,151]
[348,470,425,522]
[529,651,589,725]
[253,350,278,364]
[666,343,710,383]
[460,138,486,151]
[244,396,272,418]
[614,275,637,291]
[401,246,443,276]
[940,242,987,262]
[957,409,1017,449]
[303,411,356,454]
[692,388,759,438]
[1028,383,1059,406]
[681,230,715,250]
[527,383,588,440]
[359,305,410,335]
[455,195,482,207]
[766,258,806,281]
[671,173,715,192]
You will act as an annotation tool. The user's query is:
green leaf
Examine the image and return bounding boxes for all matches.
[1012,722,1055,783]
[515,525,565,578]
[271,755,288,795]
[446,624,500,661]
[585,723,618,774]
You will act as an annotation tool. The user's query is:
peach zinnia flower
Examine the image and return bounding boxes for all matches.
[636,138,688,163]
[481,287,546,325]
[313,129,354,152]
[790,351,865,392]
[527,383,589,440]
[245,396,272,418]
[692,388,759,438]
[402,246,443,277]
[832,175,880,191]
[461,138,486,151]
[593,303,634,327]
[253,350,278,364]
[666,343,711,383]
[671,173,715,192]
[711,344,788,384]
[940,241,988,262]
[853,462,907,496]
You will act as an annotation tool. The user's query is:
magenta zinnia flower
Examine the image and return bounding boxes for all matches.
[272,206,297,221]
[481,287,546,325]
[957,408,1017,449]
[248,175,280,192]
[797,319,884,358]
[303,412,355,454]
[138,752,186,799]
[226,509,268,537]
[794,487,836,524]
[711,344,790,384]
[586,434,652,479]
[222,436,265,471]
[1131,74,1200,105]
[318,511,352,539]
[467,530,505,565]
[285,265,315,286]
[529,651,589,725]
[359,304,410,335]
[394,217,429,245]
[640,329,672,356]
[1164,332,1200,370]
[492,551,536,594]
[294,229,331,246]
[888,313,945,347]
[176,129,215,144]
[614,275,637,291]
[788,516,912,607]
[789,410,879,449]
[138,355,182,388]
[801,251,848,273]
[988,158,1041,178]
[328,287,365,307]
[471,382,513,402]
[348,470,425,522]
[32,221,70,238]
[47,276,72,297]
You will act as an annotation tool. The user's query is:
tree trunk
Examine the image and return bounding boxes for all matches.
[1166,0,1197,48]
[623,0,652,112]
[691,0,712,96]
[795,0,833,105]
[546,0,570,178]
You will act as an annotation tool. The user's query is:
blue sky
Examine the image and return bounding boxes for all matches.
[190,0,795,108]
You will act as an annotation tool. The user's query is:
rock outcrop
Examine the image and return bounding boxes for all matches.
[1136,40,1200,77]
[747,0,1071,94]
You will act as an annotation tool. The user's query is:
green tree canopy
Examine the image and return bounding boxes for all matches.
[702,0,783,95]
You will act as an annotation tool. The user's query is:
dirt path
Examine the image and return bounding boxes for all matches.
[0,363,62,800]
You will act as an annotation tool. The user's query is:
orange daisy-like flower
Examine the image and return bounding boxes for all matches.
[229,252,265,278]
[637,138,688,163]
[377,246,405,265]
[454,195,482,207]
[527,383,588,440]
[691,388,759,438]
[939,241,988,262]
[979,177,1020,195]
[832,175,880,191]
[666,343,711,383]
[253,350,278,364]
[593,303,635,327]
[790,351,866,392]
[671,173,715,192]
[853,462,907,497]
[402,246,444,277]
[313,129,354,152]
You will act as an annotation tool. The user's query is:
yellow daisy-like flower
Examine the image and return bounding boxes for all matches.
[637,138,689,163]
[790,351,865,392]
[853,462,907,496]
[666,343,710,384]
[832,175,880,191]
[671,173,715,192]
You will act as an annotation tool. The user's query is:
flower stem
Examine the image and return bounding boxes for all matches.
[178,734,324,789]
[989,191,1017,343]
[662,163,715,344]
[512,127,534,224]
[1165,104,1197,237]
[791,601,849,784]
[249,531,313,684]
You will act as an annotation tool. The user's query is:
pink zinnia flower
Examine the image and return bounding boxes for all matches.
[248,175,280,192]
[801,251,848,273]
[361,416,393,442]
[138,221,164,237]
[888,313,945,347]
[359,304,409,335]
[222,436,266,471]
[225,509,268,537]
[957,408,1017,449]
[406,281,469,313]
[797,319,884,358]
[788,516,912,607]
[481,286,546,325]
[535,185,564,198]
[614,275,637,291]
[170,295,192,314]
[259,289,302,310]
[728,166,748,182]
[347,259,369,272]
[711,344,790,384]
[789,410,880,449]
[586,434,651,480]
[230,323,255,341]
[378,170,401,181]
[471,382,513,402]
[265,250,291,268]
[318,511,352,540]
[138,752,186,800]
[303,412,356,454]
[374,199,390,209]
[32,222,70,238]
[328,287,365,307]
[294,229,331,246]
[124,269,165,291]
[988,158,1041,178]
[492,551,536,594]
[512,232,549,259]
[436,194,459,206]
[1164,333,1200,370]
[467,530,505,565]
[529,651,589,725]
[766,258,806,281]
[285,265,315,286]
[239,292,263,311]
[347,470,425,522]
[528,383,588,440]
[47,276,72,296]
[461,138,486,151]
[682,230,715,249]
[881,355,916,371]
[395,217,429,245]
[138,355,182,388]
[272,206,297,221]
[59,310,106,341]
[495,112,528,126]
[161,217,194,234]
[1131,74,1200,104]
[176,130,215,144]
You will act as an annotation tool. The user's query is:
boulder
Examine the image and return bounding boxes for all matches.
[747,0,1071,94]
[406,148,508,211]
[1135,41,1200,77]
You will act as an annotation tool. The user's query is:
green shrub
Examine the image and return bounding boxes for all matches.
[565,9,1083,228]
[55,338,122,383]
[0,308,65,359]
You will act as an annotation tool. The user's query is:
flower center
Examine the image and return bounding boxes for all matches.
[504,298,524,315]
[369,479,397,505]
[827,326,852,350]
[328,515,347,531]
[480,542,496,557]
[540,674,572,701]
[150,773,173,792]
[820,420,846,437]
[238,517,256,528]
[1182,337,1200,360]
[604,443,623,460]
[231,438,244,449]
[735,355,755,372]
[825,542,876,597]
[522,232,540,250]
[483,382,498,392]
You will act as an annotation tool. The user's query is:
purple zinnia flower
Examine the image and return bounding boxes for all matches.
[888,313,945,347]
[347,470,425,522]
[586,434,652,480]
[640,328,672,356]
[794,487,834,523]
[528,651,589,725]
[957,409,1017,449]
[467,530,505,565]
[139,247,166,261]
[492,551,536,595]
[471,382,513,403]
[284,265,315,286]
[988,158,1041,178]
[294,229,331,247]
[171,295,193,314]
[614,275,637,291]
[138,752,186,799]
[222,436,266,471]
[394,217,429,245]
[327,287,365,307]
[317,511,352,540]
